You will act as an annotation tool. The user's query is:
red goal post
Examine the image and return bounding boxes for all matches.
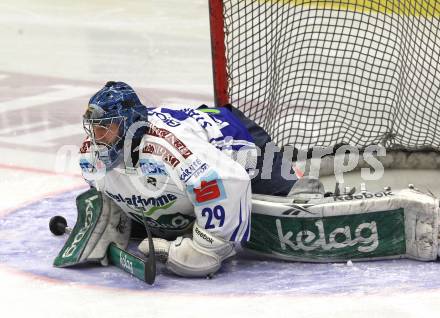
[209,0,229,107]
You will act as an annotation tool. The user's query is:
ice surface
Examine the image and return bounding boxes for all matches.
[2,190,440,297]
[1,0,440,316]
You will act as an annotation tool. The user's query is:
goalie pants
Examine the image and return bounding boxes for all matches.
[228,105,297,196]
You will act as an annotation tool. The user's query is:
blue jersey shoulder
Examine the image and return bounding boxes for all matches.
[148,106,255,149]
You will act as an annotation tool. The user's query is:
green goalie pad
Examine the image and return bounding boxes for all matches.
[54,188,103,267]
[54,187,131,268]
[244,189,440,262]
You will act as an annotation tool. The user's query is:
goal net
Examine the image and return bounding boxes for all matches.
[209,0,440,157]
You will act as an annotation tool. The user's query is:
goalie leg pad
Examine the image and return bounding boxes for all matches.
[54,188,131,267]
[245,189,440,262]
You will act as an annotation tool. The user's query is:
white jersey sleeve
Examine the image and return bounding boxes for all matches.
[139,109,252,242]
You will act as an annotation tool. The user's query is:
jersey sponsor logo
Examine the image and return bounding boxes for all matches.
[79,158,105,177]
[105,191,177,216]
[335,191,393,202]
[130,212,194,231]
[79,158,93,171]
[179,158,208,182]
[188,172,226,206]
[147,124,193,159]
[194,180,221,203]
[80,140,91,154]
[139,158,168,176]
[142,142,180,168]
[147,110,181,127]
[181,108,213,129]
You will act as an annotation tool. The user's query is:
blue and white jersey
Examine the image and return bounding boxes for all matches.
[149,106,257,167]
[139,106,254,242]
[80,106,255,243]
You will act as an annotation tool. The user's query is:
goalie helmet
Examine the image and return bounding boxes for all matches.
[83,81,148,168]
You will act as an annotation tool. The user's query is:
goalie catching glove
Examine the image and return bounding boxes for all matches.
[138,223,236,277]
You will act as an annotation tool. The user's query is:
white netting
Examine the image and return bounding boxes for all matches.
[220,0,440,151]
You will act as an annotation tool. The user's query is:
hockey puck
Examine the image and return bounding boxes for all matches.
[49,215,68,236]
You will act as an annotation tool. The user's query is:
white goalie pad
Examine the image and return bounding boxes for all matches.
[247,188,440,262]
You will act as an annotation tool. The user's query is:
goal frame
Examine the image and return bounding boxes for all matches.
[207,0,440,177]
[209,0,229,107]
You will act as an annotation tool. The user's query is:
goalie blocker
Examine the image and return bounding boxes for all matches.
[245,188,440,262]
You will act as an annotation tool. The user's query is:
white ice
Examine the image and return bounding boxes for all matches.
[1,1,440,317]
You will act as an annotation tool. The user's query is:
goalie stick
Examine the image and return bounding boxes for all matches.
[49,215,156,285]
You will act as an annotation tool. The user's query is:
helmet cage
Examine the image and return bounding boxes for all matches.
[83,115,126,167]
